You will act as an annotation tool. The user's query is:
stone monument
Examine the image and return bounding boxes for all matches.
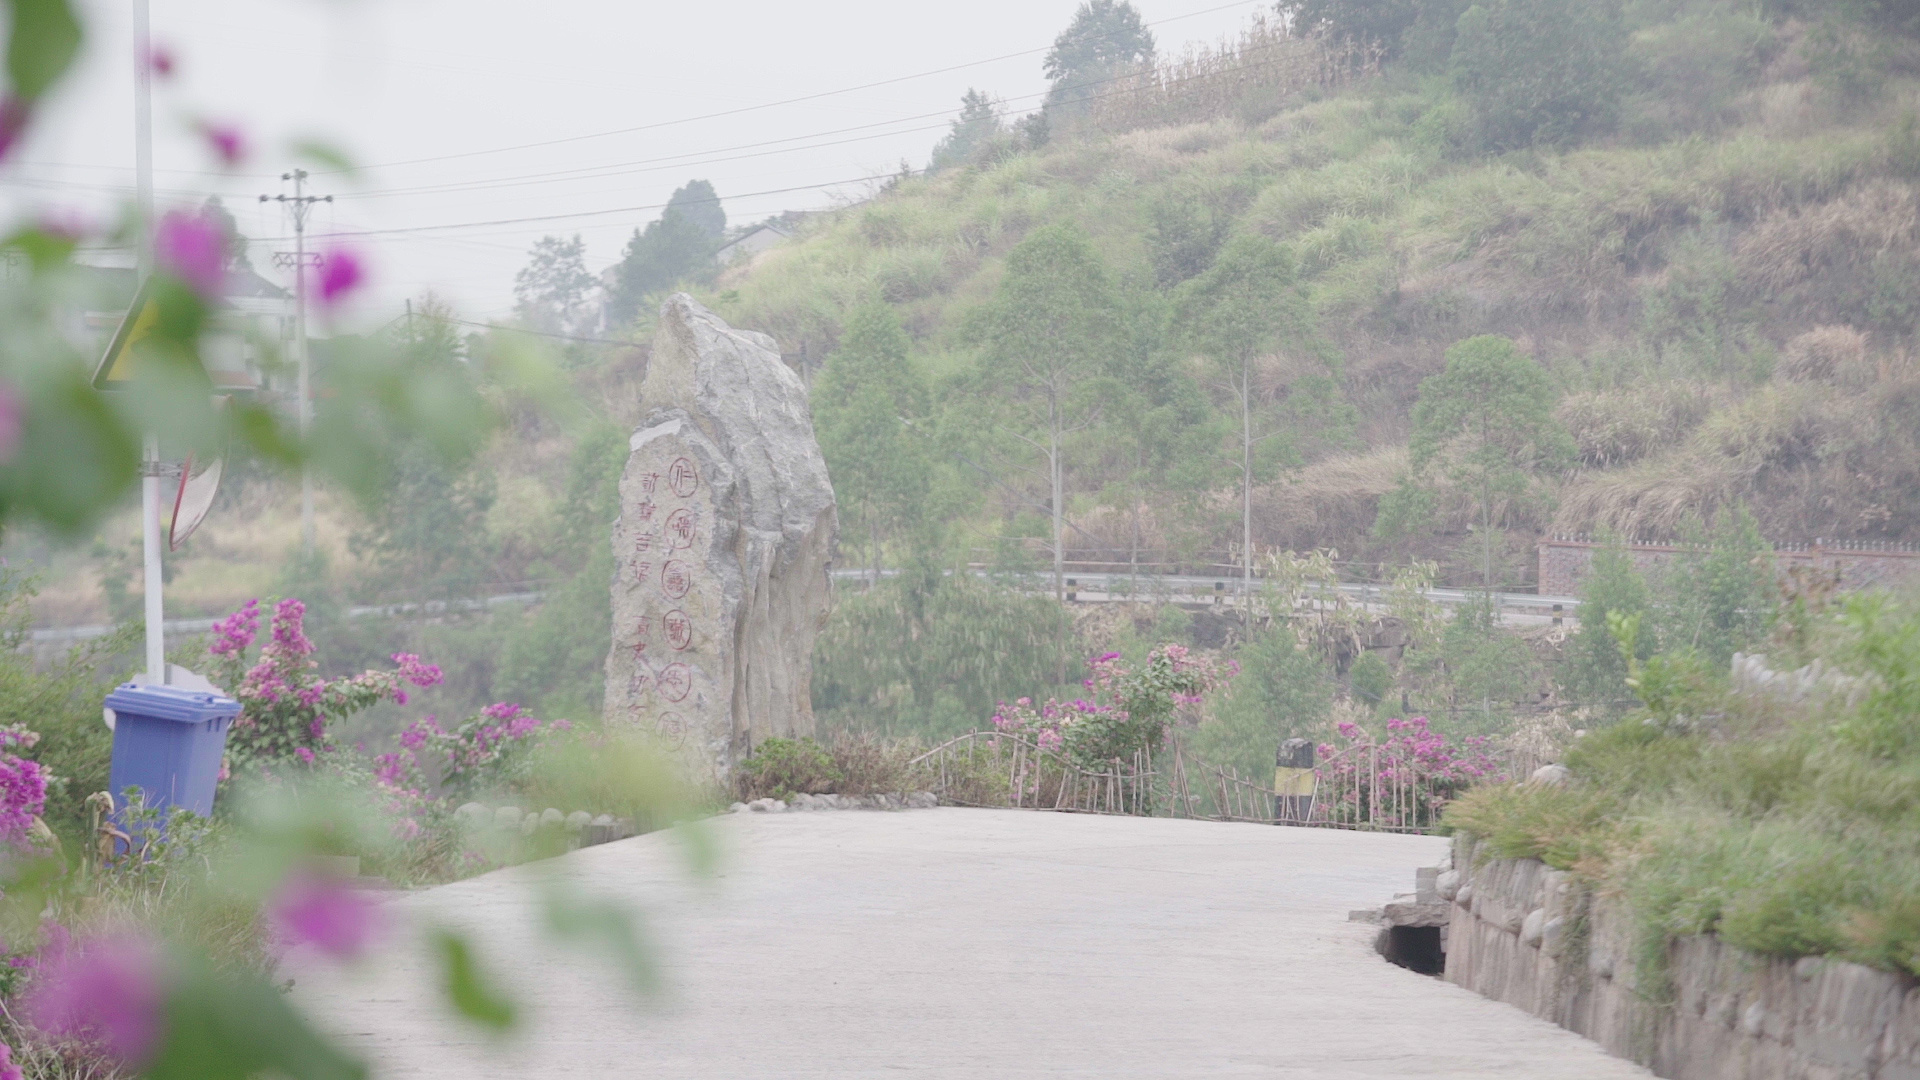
[604,294,836,784]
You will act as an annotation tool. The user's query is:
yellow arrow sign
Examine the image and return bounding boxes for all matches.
[91,276,162,390]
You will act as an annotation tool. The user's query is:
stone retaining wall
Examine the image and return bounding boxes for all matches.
[1537,538,1920,598]
[1443,836,1920,1079]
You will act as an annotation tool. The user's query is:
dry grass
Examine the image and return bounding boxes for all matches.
[1251,448,1407,552]
[1556,382,1717,469]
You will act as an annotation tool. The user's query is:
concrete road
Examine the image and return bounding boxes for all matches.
[294,809,1649,1078]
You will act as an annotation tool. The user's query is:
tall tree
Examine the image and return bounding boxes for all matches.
[1450,0,1628,150]
[607,180,726,326]
[929,89,1003,172]
[1376,334,1575,588]
[1175,234,1331,601]
[969,223,1120,602]
[1044,0,1156,114]
[349,299,498,601]
[513,234,597,335]
[814,304,933,585]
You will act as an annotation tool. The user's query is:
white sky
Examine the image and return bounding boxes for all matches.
[3,0,1267,323]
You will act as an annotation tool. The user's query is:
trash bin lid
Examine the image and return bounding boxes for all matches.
[103,682,242,723]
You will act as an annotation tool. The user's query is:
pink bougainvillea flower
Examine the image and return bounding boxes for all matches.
[269,871,381,961]
[0,98,30,165]
[317,246,365,307]
[146,45,175,79]
[154,209,226,300]
[199,122,246,168]
[0,1036,21,1080]
[23,933,168,1066]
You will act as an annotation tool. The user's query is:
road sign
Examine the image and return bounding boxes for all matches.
[92,275,161,390]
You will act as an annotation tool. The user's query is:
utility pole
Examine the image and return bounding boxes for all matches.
[262,171,331,556]
[133,0,163,682]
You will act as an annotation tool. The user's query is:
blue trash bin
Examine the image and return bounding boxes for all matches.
[104,683,241,820]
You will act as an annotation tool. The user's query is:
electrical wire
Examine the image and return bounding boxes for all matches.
[327,0,1268,174]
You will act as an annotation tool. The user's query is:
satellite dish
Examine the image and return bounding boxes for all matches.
[170,452,223,551]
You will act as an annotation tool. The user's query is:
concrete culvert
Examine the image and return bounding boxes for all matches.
[1383,925,1445,976]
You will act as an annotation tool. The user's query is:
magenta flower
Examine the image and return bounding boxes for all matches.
[269,871,381,961]
[154,209,226,300]
[0,1038,21,1080]
[199,122,246,168]
[23,933,168,1066]
[208,598,260,657]
[318,247,365,306]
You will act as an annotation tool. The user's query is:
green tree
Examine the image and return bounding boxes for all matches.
[1559,534,1650,712]
[1449,0,1629,150]
[1044,0,1156,115]
[1196,622,1334,781]
[1421,593,1539,734]
[607,180,726,325]
[513,234,598,335]
[495,421,628,721]
[1176,234,1341,602]
[1652,506,1775,667]
[968,223,1121,602]
[1376,334,1575,588]
[349,307,499,601]
[814,304,933,584]
[1277,0,1422,51]
[929,89,1003,172]
[1093,298,1217,575]
[812,566,1074,739]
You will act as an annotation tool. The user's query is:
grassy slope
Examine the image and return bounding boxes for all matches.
[708,19,1920,579]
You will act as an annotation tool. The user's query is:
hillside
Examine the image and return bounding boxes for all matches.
[706,7,1920,588]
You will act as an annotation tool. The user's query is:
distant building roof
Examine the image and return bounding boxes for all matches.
[717,222,793,264]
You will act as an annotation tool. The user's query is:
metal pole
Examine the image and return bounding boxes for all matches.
[142,437,164,680]
[131,0,153,273]
[292,170,313,556]
[134,0,162,682]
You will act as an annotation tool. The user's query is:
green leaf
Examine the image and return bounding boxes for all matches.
[7,0,82,101]
[538,878,660,998]
[146,963,366,1080]
[1,225,76,269]
[289,137,358,177]
[430,928,516,1031]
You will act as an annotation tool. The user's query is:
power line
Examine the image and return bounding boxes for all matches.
[264,170,911,242]
[329,0,1267,174]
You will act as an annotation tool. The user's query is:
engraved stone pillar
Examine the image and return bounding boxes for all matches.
[605,295,836,785]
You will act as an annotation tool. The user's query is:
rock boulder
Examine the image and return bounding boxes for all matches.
[604,294,836,785]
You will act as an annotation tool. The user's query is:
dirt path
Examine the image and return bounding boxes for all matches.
[294,808,1649,1078]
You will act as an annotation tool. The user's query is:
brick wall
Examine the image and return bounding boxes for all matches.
[1537,537,1920,598]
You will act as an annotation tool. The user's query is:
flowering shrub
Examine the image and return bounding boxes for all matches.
[372,703,571,804]
[205,598,443,773]
[1317,715,1505,825]
[992,645,1232,769]
[0,724,47,848]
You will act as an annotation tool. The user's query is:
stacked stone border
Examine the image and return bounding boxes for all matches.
[1440,835,1920,1079]
[1538,536,1920,598]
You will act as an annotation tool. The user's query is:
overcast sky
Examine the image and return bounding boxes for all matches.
[4,0,1267,323]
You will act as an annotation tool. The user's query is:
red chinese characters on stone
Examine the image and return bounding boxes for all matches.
[634,499,657,523]
[633,530,656,554]
[633,616,651,641]
[639,472,660,495]
[657,662,692,703]
[664,609,692,651]
[628,559,651,585]
[667,457,698,498]
[665,508,696,551]
[656,709,687,749]
[661,559,691,600]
